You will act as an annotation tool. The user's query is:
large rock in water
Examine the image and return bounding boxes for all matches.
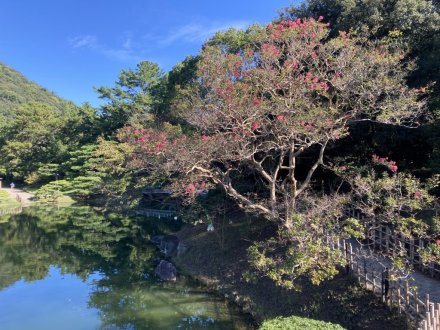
[154,260,177,281]
[151,235,180,257]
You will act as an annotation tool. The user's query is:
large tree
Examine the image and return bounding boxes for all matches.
[121,18,426,285]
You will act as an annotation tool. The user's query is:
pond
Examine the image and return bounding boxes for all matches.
[0,206,253,330]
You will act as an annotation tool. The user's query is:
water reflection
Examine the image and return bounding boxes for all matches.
[0,206,251,329]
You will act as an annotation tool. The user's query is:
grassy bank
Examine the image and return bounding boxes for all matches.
[173,213,410,330]
[0,190,20,210]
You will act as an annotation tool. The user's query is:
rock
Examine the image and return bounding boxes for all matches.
[154,260,177,281]
[151,235,180,257]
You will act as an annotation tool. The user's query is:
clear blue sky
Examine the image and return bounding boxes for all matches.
[0,1,297,106]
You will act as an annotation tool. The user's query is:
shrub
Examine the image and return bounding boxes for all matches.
[259,316,345,330]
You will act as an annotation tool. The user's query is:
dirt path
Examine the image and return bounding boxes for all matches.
[1,187,34,206]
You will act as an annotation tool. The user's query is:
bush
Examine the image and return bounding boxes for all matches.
[259,316,345,330]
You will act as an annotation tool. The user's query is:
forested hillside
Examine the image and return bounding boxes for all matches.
[0,62,98,181]
[0,62,75,119]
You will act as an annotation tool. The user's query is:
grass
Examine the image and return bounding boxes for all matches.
[0,190,20,209]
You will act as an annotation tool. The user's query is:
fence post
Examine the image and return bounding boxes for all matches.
[405,280,409,313]
[433,305,438,330]
[436,304,440,330]
[349,244,353,271]
[415,290,419,325]
[426,294,430,315]
[397,286,402,314]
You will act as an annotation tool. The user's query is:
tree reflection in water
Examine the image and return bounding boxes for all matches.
[0,206,251,329]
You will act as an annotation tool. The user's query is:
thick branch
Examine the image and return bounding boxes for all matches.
[295,139,328,197]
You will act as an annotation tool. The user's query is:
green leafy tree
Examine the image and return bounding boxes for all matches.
[0,102,67,179]
[96,61,164,134]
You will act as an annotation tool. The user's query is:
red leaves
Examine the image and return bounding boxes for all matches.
[276,115,286,122]
[372,154,398,173]
[253,97,262,107]
[284,59,299,69]
[261,43,280,59]
[251,122,261,130]
[309,81,329,92]
[389,164,398,173]
[185,183,196,194]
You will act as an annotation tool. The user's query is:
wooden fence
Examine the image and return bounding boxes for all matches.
[135,208,176,219]
[0,206,23,217]
[0,193,24,217]
[345,208,440,280]
[326,236,440,329]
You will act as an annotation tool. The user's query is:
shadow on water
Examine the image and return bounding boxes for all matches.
[0,206,252,329]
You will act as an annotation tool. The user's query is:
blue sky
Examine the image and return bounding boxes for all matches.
[0,1,297,106]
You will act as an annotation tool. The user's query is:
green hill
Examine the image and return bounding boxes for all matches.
[0,62,75,119]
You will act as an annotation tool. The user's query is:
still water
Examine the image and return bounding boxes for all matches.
[0,206,252,329]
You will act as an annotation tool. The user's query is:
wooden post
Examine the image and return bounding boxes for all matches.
[433,306,438,330]
[415,290,419,325]
[356,262,361,282]
[397,286,402,314]
[349,244,353,271]
[437,304,440,330]
[373,277,376,294]
[405,280,409,312]
[426,294,430,316]
[436,304,440,330]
